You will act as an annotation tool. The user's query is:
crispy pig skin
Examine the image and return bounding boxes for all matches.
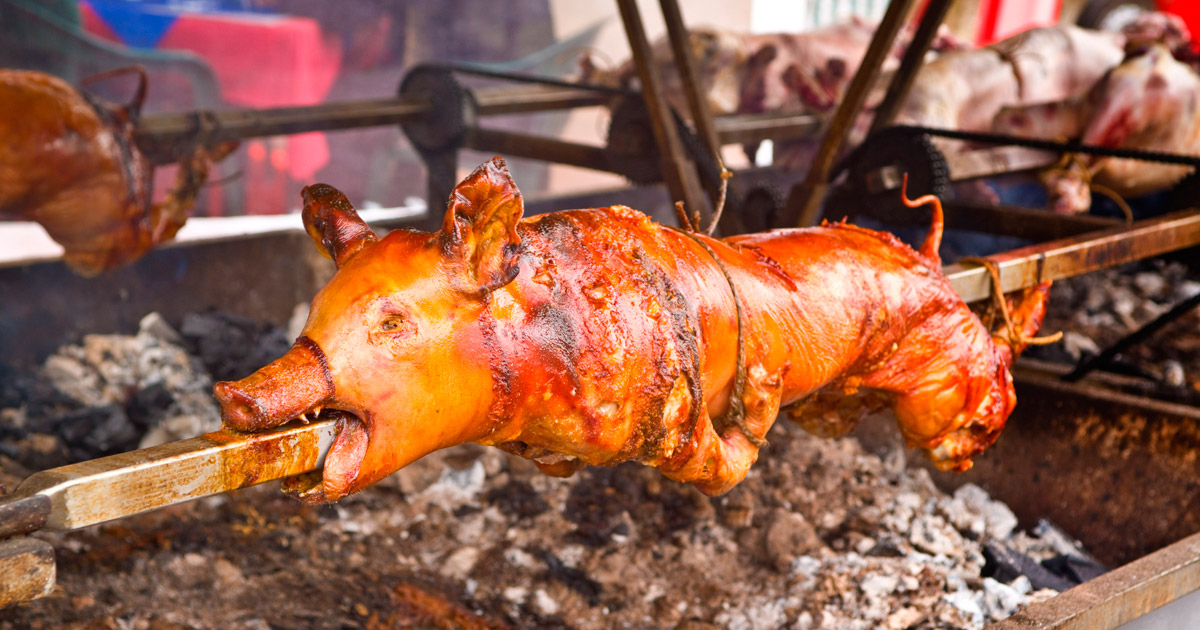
[0,69,228,275]
[215,157,1048,502]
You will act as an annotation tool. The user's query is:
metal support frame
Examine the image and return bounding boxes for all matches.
[784,0,924,227]
[615,0,709,218]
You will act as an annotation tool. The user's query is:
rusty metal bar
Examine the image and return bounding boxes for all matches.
[943,202,1121,242]
[868,0,956,134]
[788,0,922,227]
[945,210,1200,303]
[616,0,708,217]
[658,0,722,166]
[466,127,615,174]
[3,418,336,532]
[985,529,1200,629]
[0,494,49,539]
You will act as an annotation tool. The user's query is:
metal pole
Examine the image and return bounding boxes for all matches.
[868,0,957,134]
[616,0,709,218]
[785,0,922,227]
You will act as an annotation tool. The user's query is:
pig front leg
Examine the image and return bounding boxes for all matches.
[661,360,783,496]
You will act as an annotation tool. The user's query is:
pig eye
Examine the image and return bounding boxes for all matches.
[376,314,407,333]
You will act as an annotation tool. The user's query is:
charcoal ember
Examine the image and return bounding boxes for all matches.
[125,382,176,430]
[485,480,551,519]
[37,404,140,459]
[180,311,291,382]
[982,540,1076,592]
[1042,554,1107,584]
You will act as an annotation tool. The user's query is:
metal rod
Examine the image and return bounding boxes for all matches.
[616,0,708,217]
[894,125,1200,167]
[868,0,956,134]
[942,202,1121,242]
[134,85,611,163]
[466,127,615,174]
[5,419,337,532]
[788,0,922,227]
[1065,290,1200,382]
[659,0,723,167]
[944,210,1200,303]
[713,112,822,146]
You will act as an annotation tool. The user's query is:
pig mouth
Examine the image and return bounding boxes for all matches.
[281,407,371,503]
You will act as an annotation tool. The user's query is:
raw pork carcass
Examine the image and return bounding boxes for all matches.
[894,25,1126,136]
[0,69,232,275]
[214,157,1049,503]
[993,44,1200,214]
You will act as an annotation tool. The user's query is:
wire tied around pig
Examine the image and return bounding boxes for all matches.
[668,162,766,447]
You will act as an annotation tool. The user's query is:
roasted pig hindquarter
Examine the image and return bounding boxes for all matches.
[214,157,1049,502]
[0,69,227,275]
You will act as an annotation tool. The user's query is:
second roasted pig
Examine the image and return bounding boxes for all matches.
[0,69,232,275]
[215,157,1049,503]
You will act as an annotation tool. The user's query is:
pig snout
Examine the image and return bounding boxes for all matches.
[214,337,335,431]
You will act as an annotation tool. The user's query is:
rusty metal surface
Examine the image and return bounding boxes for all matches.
[788,0,922,227]
[0,537,55,609]
[713,112,823,146]
[616,0,708,216]
[985,529,1200,629]
[8,419,336,532]
[945,210,1200,303]
[0,494,49,539]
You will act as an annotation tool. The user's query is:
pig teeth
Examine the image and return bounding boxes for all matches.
[313,406,323,417]
[297,412,309,423]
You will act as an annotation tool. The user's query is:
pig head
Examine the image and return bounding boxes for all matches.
[214,158,523,502]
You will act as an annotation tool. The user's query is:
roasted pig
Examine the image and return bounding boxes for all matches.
[214,157,1049,502]
[0,68,231,275]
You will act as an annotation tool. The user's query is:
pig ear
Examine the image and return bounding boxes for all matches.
[439,156,523,292]
[301,184,378,268]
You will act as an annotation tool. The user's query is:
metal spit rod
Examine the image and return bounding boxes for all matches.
[0,418,337,534]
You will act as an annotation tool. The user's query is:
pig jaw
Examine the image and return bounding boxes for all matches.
[213,335,371,502]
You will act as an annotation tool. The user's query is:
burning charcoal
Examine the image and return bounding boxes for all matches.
[125,382,177,430]
[980,577,1026,620]
[982,540,1075,592]
[1163,360,1186,388]
[540,550,602,606]
[1133,271,1167,298]
[180,311,291,382]
[50,405,141,458]
[1042,554,1107,585]
[952,484,1018,540]
[485,480,551,519]
[1032,519,1103,565]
